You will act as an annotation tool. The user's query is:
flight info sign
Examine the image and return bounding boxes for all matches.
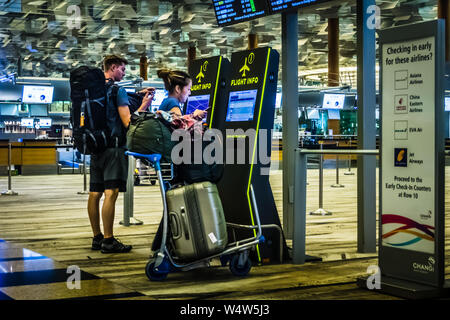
[381,36,436,254]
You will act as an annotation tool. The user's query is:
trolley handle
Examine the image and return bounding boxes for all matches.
[125,151,162,170]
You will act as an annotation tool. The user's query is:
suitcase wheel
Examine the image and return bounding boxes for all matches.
[145,260,169,281]
[229,253,252,277]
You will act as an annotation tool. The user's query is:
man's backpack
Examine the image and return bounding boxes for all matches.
[70,66,112,155]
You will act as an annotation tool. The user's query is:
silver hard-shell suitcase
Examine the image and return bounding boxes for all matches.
[166,181,228,261]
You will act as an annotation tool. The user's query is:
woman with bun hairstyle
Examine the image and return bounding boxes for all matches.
[157,69,206,119]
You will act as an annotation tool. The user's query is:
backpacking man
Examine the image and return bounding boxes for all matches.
[88,54,153,253]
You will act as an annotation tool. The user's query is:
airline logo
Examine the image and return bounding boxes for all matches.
[394,95,408,114]
[394,148,408,167]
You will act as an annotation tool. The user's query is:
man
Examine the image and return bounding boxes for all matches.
[88,54,153,253]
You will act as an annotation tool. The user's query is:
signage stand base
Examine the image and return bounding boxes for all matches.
[357,276,450,299]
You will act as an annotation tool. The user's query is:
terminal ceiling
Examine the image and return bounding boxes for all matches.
[0,0,440,83]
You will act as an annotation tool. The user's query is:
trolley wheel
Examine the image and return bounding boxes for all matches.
[145,260,169,281]
[229,254,252,277]
[150,179,156,186]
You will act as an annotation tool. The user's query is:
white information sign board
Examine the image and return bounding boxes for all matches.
[381,36,436,254]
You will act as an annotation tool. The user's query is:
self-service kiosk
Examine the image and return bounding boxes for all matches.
[186,56,230,129]
[216,47,288,264]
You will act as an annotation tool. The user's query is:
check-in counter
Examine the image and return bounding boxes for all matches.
[0,140,58,175]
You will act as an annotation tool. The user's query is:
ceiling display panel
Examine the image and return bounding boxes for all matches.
[0,0,438,84]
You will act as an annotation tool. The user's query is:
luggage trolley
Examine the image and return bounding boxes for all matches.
[125,151,265,281]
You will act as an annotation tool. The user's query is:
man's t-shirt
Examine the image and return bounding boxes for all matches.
[158,97,182,114]
[106,85,129,146]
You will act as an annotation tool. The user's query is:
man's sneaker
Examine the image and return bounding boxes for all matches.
[91,233,104,250]
[101,237,132,253]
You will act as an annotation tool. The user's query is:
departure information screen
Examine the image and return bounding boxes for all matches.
[226,89,258,122]
[212,0,270,27]
[268,0,332,13]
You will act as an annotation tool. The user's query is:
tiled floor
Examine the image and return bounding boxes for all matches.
[0,240,147,300]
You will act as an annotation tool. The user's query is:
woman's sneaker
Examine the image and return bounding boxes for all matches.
[91,233,104,250]
[101,237,132,253]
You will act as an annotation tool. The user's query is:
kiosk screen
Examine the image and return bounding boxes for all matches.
[323,93,345,109]
[22,86,54,104]
[186,94,210,115]
[445,96,450,111]
[226,89,258,122]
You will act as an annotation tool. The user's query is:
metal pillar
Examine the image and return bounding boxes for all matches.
[356,0,377,253]
[328,17,340,87]
[281,11,299,239]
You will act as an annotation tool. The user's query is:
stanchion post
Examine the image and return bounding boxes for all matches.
[77,139,89,195]
[2,142,18,196]
[121,155,143,226]
[310,142,331,216]
[331,141,344,188]
[344,154,355,176]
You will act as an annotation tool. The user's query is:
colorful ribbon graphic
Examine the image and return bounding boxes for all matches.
[382,214,434,247]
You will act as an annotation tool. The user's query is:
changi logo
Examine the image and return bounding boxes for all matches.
[192,61,211,91]
[420,210,432,221]
[412,257,435,274]
[232,52,258,87]
[394,148,407,167]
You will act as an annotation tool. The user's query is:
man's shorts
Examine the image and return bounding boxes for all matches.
[89,147,128,193]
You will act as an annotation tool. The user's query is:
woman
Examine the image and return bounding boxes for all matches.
[157,69,206,119]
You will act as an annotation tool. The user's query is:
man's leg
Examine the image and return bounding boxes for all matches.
[88,192,103,237]
[102,188,119,239]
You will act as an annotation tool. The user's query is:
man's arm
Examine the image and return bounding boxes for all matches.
[117,90,153,128]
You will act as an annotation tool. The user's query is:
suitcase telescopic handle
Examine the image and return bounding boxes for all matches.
[180,207,190,241]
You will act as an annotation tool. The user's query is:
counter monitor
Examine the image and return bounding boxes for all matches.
[212,0,270,27]
[327,109,340,120]
[226,89,258,122]
[152,89,168,110]
[21,118,34,128]
[306,109,320,120]
[22,85,54,104]
[323,93,345,109]
[38,118,52,128]
[275,92,282,109]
